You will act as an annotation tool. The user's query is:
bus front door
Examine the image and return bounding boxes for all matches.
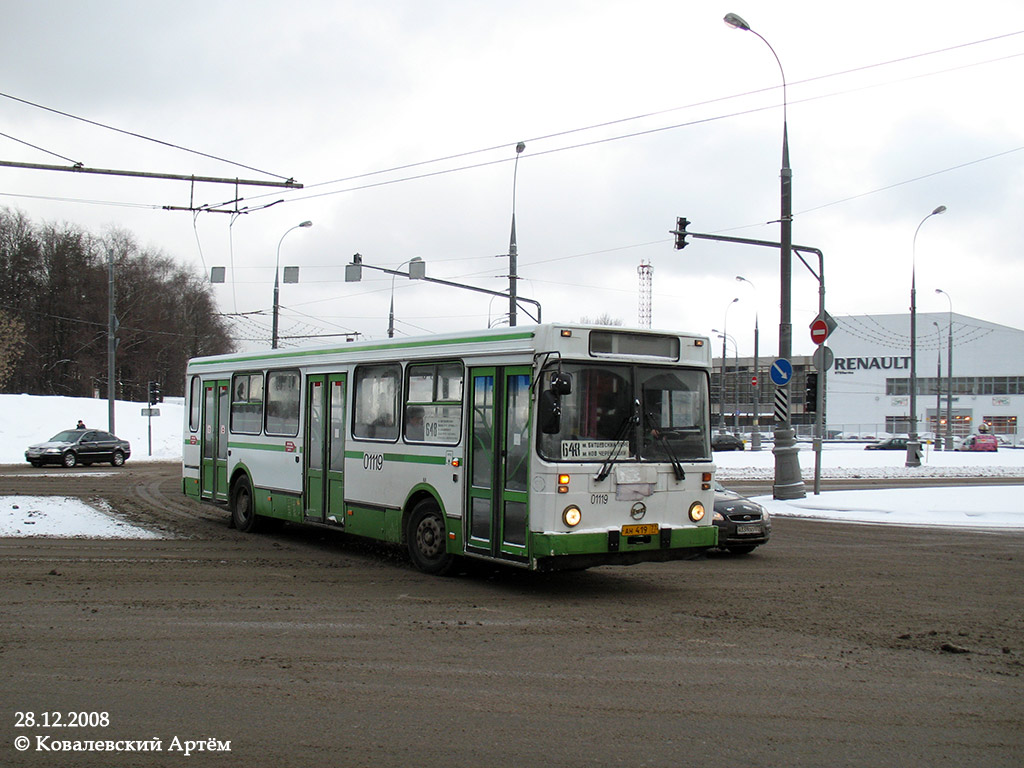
[201,380,229,502]
[467,366,531,562]
[304,373,346,524]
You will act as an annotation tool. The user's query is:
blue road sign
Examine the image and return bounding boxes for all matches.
[770,358,793,386]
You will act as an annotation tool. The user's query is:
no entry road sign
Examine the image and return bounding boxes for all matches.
[810,319,829,345]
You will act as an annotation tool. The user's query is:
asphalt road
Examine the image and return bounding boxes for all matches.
[1,462,1022,767]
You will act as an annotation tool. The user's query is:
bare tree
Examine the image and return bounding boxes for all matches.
[0,209,234,399]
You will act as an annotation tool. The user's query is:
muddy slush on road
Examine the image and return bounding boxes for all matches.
[1,461,1022,767]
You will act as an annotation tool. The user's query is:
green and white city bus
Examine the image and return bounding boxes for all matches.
[182,324,717,573]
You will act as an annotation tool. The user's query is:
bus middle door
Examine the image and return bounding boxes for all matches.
[304,374,346,524]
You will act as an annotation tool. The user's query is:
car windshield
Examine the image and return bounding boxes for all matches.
[48,430,82,442]
[538,361,710,463]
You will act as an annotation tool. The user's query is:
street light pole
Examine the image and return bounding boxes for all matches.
[716,298,738,433]
[933,320,942,447]
[725,12,803,499]
[713,331,739,435]
[508,142,525,328]
[935,288,954,450]
[736,275,760,451]
[907,205,946,467]
[388,258,425,338]
[272,220,312,349]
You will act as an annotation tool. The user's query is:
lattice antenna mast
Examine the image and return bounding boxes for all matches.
[637,261,653,328]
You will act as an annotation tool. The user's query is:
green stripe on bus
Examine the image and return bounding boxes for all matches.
[228,441,300,452]
[190,330,536,367]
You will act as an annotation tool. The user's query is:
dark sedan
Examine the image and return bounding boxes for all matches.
[711,432,745,452]
[25,429,131,467]
[864,437,908,451]
[713,482,771,554]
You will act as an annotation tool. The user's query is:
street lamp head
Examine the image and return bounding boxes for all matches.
[724,12,751,31]
[931,206,947,216]
[299,220,313,228]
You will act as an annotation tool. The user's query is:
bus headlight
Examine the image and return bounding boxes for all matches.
[562,505,582,528]
[688,501,706,522]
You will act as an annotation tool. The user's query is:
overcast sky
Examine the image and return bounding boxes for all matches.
[2,0,1022,356]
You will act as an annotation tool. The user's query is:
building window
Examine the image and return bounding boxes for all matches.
[983,415,1017,435]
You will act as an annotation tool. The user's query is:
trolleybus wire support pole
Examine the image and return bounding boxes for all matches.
[346,255,542,324]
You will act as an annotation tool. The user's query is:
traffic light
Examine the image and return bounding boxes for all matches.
[804,373,818,413]
[148,380,161,405]
[671,217,690,250]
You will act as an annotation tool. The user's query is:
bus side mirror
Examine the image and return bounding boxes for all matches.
[539,390,561,434]
[549,371,572,396]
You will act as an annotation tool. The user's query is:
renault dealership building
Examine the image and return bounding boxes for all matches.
[824,313,1022,441]
[710,312,1023,443]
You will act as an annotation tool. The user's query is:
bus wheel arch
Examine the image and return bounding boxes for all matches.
[405,494,454,576]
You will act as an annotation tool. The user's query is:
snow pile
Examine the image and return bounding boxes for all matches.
[0,496,163,539]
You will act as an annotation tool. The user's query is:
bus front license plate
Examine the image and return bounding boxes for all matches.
[621,524,659,537]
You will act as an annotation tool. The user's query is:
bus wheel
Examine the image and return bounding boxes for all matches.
[407,499,454,575]
[231,476,261,533]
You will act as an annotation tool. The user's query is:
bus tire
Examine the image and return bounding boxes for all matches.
[406,499,454,575]
[231,476,261,533]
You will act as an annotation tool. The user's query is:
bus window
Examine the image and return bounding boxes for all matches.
[231,373,264,435]
[353,364,401,441]
[404,362,463,444]
[266,370,301,436]
[538,364,633,461]
[638,368,709,461]
[189,376,201,432]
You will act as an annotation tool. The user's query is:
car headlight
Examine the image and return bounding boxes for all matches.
[44,448,61,454]
[562,505,582,528]
[688,501,706,522]
[712,511,724,522]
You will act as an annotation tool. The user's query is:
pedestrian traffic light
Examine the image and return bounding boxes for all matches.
[148,380,161,405]
[804,372,818,413]
[671,217,690,250]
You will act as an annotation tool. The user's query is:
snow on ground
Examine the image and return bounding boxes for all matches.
[0,392,183,464]
[0,495,163,539]
[758,487,1023,530]
[0,394,1021,539]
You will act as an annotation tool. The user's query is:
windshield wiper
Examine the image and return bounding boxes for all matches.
[643,408,685,482]
[595,399,639,482]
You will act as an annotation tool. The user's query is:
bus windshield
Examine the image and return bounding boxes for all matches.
[538,362,710,463]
